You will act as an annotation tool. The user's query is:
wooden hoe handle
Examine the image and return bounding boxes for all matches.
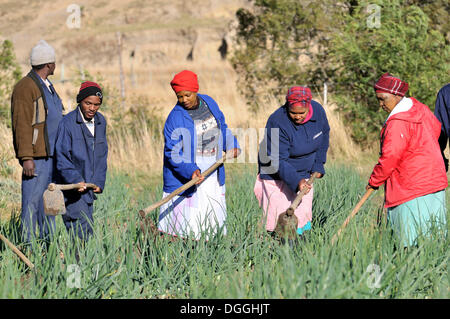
[331,188,375,245]
[140,153,234,217]
[47,183,99,191]
[286,172,320,216]
[0,233,34,269]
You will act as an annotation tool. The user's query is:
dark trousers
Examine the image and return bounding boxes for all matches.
[62,196,94,242]
[20,157,55,244]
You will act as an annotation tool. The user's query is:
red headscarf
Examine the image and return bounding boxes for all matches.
[286,86,313,124]
[286,86,312,107]
[374,73,408,96]
[170,70,199,93]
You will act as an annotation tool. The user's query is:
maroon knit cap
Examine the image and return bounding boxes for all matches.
[286,86,312,108]
[77,81,103,103]
[374,73,408,96]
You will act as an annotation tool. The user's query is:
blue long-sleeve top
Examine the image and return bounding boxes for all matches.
[54,107,108,204]
[163,93,240,196]
[258,100,330,193]
[434,83,450,169]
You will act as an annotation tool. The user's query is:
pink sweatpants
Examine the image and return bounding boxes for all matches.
[253,175,314,231]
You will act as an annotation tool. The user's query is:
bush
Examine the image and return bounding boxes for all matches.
[232,0,450,145]
[0,40,22,126]
[231,0,339,112]
[329,0,450,145]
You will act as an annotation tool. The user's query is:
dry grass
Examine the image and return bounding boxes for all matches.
[0,123,21,221]
[0,0,374,221]
[107,113,164,175]
[0,60,369,178]
[0,124,21,183]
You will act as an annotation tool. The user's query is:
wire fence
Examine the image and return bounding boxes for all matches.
[1,81,343,117]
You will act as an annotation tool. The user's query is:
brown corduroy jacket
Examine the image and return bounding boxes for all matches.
[11,71,52,161]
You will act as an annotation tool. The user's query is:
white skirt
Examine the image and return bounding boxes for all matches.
[158,155,227,240]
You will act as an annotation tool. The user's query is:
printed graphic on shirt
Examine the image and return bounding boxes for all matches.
[187,98,219,156]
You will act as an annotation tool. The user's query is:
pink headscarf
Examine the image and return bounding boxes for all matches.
[286,86,313,123]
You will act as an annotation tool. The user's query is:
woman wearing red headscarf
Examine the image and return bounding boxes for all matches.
[158,70,240,240]
[254,86,330,241]
[367,73,447,248]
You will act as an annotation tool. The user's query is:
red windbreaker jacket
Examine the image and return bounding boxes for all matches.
[369,97,448,208]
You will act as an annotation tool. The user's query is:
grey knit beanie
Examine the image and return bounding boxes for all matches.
[30,40,55,66]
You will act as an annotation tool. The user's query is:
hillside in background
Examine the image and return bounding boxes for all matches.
[0,0,371,220]
[0,0,365,164]
[0,0,251,122]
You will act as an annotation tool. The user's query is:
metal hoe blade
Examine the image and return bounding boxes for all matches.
[43,186,66,216]
[274,208,299,240]
[274,172,320,241]
[42,182,99,216]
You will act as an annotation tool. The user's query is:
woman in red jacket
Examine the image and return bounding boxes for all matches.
[367,73,447,248]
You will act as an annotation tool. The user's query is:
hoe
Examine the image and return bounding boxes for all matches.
[274,172,320,241]
[139,152,238,236]
[43,183,98,216]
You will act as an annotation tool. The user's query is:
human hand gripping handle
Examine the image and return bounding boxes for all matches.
[76,181,102,193]
[287,172,320,216]
[296,172,322,195]
[139,150,239,218]
[191,170,204,185]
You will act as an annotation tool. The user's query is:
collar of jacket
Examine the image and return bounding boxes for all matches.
[27,69,64,111]
[75,105,102,125]
[27,70,48,111]
[27,69,51,155]
[384,97,421,125]
[172,94,216,123]
[173,103,194,123]
[283,101,318,130]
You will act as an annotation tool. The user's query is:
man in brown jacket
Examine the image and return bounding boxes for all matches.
[11,40,64,246]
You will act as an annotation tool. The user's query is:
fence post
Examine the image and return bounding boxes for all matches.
[60,63,65,83]
[77,62,85,81]
[116,31,126,107]
[130,48,137,87]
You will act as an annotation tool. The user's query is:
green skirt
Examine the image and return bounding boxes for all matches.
[387,190,447,247]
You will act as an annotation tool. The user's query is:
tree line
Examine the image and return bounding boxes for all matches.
[231,0,450,145]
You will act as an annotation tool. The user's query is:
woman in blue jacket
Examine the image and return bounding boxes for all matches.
[434,83,450,171]
[55,81,108,242]
[158,70,240,240]
[254,86,330,239]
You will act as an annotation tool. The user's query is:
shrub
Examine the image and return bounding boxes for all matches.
[0,40,22,126]
[329,0,450,144]
[232,0,450,145]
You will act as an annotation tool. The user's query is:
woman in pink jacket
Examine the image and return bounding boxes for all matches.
[367,73,447,248]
